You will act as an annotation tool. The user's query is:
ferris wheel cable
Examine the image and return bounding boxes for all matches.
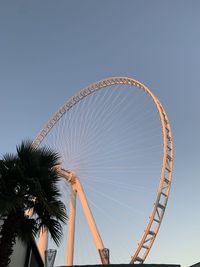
[65,152,162,168]
[68,117,75,160]
[66,112,76,151]
[77,168,160,178]
[69,103,161,152]
[67,158,162,172]
[85,195,117,223]
[85,129,162,155]
[59,142,161,164]
[84,84,124,127]
[34,78,152,150]
[74,213,96,264]
[80,175,154,191]
[65,107,79,153]
[79,176,158,194]
[73,97,91,157]
[77,169,159,179]
[78,175,160,187]
[84,195,134,259]
[80,180,153,197]
[84,184,141,215]
[61,141,162,165]
[66,140,162,164]
[81,96,141,144]
[78,164,161,171]
[60,163,161,176]
[70,102,81,150]
[54,97,161,164]
[78,90,106,139]
[61,121,162,165]
[62,153,162,172]
[80,86,138,141]
[79,190,149,253]
[73,87,106,152]
[80,192,138,252]
[66,136,161,164]
[73,125,160,159]
[83,176,150,200]
[77,159,161,170]
[75,87,127,151]
[82,182,144,216]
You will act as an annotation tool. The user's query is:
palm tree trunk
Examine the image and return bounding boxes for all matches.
[0,212,18,267]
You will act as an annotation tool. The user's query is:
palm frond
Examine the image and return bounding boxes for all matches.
[39,219,63,246]
[0,140,67,249]
[17,217,38,243]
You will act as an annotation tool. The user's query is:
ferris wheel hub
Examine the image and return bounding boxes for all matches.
[55,165,77,184]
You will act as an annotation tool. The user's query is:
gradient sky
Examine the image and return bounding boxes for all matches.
[0,1,200,267]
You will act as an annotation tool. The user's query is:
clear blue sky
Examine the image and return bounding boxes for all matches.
[0,1,200,267]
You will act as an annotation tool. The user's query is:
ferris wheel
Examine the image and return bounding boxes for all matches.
[33,77,173,266]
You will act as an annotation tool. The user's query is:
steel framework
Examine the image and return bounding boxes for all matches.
[32,77,173,265]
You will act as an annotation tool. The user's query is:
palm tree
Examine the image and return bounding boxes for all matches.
[0,141,67,267]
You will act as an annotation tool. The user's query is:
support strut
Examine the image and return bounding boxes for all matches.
[58,167,109,265]
[66,187,77,266]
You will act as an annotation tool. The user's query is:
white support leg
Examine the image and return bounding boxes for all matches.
[38,228,48,263]
[75,178,109,264]
[56,167,109,265]
[66,187,77,266]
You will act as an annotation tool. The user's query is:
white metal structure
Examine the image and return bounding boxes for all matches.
[32,77,173,265]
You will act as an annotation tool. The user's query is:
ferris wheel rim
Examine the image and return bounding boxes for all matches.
[33,77,173,264]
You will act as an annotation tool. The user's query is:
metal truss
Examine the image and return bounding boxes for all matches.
[33,77,173,265]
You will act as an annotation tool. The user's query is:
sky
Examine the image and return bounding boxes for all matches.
[0,1,200,267]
